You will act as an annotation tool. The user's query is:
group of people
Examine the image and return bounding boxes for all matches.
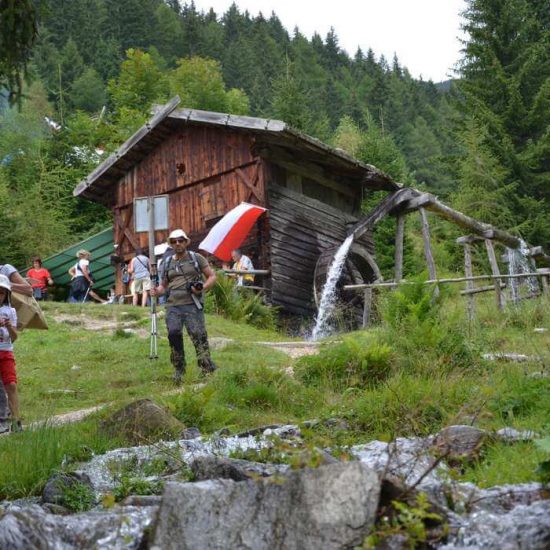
[0,228,256,433]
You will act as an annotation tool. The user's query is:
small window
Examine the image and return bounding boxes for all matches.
[134,195,169,232]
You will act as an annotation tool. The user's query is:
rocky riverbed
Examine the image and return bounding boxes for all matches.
[1,417,549,549]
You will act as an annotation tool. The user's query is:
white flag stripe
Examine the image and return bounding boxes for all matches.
[199,203,266,253]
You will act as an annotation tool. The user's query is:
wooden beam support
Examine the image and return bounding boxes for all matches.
[485,239,506,310]
[463,242,475,321]
[460,283,506,296]
[362,288,372,328]
[419,207,439,298]
[394,214,405,283]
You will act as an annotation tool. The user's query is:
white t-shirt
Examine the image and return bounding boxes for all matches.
[72,259,90,279]
[0,305,17,351]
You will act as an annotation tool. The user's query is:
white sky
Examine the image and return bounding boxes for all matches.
[192,0,468,82]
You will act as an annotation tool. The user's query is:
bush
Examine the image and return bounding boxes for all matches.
[205,272,277,329]
[295,333,393,390]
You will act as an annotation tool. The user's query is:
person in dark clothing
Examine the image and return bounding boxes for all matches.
[151,229,217,383]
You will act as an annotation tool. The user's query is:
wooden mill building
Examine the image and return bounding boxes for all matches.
[74,97,398,316]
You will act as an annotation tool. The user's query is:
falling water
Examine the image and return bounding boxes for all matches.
[506,239,539,303]
[311,235,354,341]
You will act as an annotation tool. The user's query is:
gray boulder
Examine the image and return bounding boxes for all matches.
[42,472,94,507]
[433,425,490,462]
[100,399,184,445]
[151,461,380,550]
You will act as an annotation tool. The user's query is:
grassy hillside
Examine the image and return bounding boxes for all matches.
[1,290,549,499]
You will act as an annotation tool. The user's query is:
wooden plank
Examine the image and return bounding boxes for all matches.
[419,207,439,298]
[351,187,417,240]
[463,243,475,321]
[362,288,372,328]
[485,239,506,310]
[394,214,405,283]
[268,184,356,223]
[460,283,506,296]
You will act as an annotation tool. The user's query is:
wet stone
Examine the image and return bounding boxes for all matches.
[496,426,539,442]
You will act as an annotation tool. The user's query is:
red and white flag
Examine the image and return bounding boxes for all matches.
[199,202,267,261]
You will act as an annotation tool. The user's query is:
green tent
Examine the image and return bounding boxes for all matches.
[23,228,115,292]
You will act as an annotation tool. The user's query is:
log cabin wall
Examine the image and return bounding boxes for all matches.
[112,124,266,294]
[264,160,375,316]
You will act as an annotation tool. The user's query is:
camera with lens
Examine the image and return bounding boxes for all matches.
[186,279,204,293]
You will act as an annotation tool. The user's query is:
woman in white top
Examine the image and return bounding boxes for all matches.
[69,250,107,303]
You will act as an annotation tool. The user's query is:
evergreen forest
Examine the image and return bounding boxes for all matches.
[1,0,550,270]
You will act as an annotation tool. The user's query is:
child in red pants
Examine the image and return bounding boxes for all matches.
[0,274,22,433]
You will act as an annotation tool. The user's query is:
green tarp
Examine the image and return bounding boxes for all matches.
[23,228,115,292]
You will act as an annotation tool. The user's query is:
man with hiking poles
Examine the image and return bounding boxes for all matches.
[150,229,217,384]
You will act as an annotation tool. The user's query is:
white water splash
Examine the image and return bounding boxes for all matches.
[506,240,539,303]
[311,235,354,341]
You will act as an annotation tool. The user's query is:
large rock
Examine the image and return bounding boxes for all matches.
[42,472,94,507]
[151,462,380,550]
[100,399,184,445]
[432,425,489,462]
[0,504,157,549]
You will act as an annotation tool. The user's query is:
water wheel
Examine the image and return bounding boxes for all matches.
[313,243,381,329]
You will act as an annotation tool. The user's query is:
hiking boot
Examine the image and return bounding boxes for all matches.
[173,368,185,385]
[199,360,217,376]
[11,419,23,433]
[0,418,10,435]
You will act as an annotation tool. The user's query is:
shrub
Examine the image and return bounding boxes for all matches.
[295,333,393,389]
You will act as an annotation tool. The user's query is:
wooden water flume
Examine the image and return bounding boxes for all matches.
[336,187,550,326]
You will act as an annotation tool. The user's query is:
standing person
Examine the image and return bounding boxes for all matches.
[151,229,217,384]
[68,250,107,304]
[27,257,54,301]
[128,248,151,307]
[231,249,255,287]
[0,275,22,432]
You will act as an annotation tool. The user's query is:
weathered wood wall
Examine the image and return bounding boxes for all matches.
[112,124,265,293]
[267,183,374,316]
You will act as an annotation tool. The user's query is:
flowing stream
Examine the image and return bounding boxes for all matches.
[506,240,539,303]
[311,235,354,341]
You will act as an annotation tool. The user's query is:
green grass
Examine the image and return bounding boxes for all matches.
[15,302,292,421]
[2,288,550,500]
[0,418,127,500]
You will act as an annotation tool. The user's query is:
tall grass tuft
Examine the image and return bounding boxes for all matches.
[205,273,277,330]
[0,420,125,500]
[295,333,394,390]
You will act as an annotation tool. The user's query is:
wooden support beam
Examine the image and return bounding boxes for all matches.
[485,239,506,310]
[463,242,475,321]
[362,288,372,328]
[538,268,550,295]
[394,214,405,283]
[456,235,484,245]
[419,207,439,298]
[460,283,506,296]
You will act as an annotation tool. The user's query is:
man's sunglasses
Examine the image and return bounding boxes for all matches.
[170,238,187,244]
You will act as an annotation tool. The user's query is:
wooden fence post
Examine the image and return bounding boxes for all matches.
[419,207,439,297]
[463,242,476,322]
[394,214,405,283]
[485,239,506,310]
[362,288,372,328]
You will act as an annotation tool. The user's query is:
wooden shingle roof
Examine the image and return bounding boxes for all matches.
[73,97,398,203]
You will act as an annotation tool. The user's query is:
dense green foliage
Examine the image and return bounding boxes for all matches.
[1,0,550,270]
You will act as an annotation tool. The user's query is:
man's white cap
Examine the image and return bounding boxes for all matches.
[0,274,11,293]
[167,229,190,245]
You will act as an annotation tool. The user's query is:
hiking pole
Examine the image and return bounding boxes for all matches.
[82,284,91,303]
[149,293,158,359]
